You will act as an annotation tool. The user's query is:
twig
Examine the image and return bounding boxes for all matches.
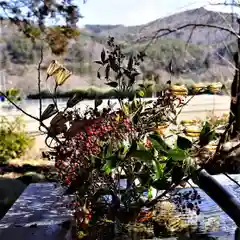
[52,83,59,111]
[37,42,44,120]
[137,23,239,46]
[223,173,240,189]
[209,2,240,8]
[225,142,240,156]
[0,91,40,122]
[145,176,191,208]
[212,119,235,161]
[174,95,195,122]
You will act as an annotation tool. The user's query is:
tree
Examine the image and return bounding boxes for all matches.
[0,0,86,55]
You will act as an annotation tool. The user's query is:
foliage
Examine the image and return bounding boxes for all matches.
[65,42,85,62]
[0,88,22,103]
[6,36,36,64]
[124,38,207,74]
[45,26,80,55]
[27,81,227,100]
[0,0,84,55]
[0,116,34,162]
[27,87,147,100]
[5,88,22,103]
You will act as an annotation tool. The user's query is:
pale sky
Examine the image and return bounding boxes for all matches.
[0,0,239,27]
[76,0,240,26]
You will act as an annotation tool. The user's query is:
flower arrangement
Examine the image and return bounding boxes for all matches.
[38,37,220,239]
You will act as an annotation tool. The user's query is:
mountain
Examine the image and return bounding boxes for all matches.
[84,24,124,34]
[0,7,238,94]
[85,7,237,44]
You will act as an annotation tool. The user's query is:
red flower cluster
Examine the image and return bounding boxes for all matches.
[55,112,136,186]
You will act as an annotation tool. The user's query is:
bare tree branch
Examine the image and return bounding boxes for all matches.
[209,2,240,8]
[137,23,239,46]
[0,91,40,122]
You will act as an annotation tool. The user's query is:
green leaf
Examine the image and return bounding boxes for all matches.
[122,104,129,115]
[149,134,171,152]
[102,156,116,174]
[199,121,216,147]
[148,187,153,199]
[167,148,188,161]
[137,90,145,97]
[137,172,151,186]
[95,99,103,109]
[97,71,101,79]
[171,165,185,184]
[127,55,133,70]
[101,48,106,62]
[105,81,118,88]
[103,164,111,175]
[102,144,113,158]
[177,135,192,150]
[152,159,164,180]
[151,178,171,190]
[126,140,137,158]
[138,84,145,88]
[131,105,143,125]
[130,150,154,161]
[105,64,110,79]
[67,93,84,108]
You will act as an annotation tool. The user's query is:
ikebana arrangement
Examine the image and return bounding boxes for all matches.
[37,37,224,239]
[0,37,226,239]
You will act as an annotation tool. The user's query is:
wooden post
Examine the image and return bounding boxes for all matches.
[192,169,240,228]
[235,18,240,132]
[229,18,240,138]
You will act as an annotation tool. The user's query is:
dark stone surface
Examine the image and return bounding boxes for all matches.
[0,183,73,240]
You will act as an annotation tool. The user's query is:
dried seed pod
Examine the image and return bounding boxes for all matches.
[66,93,84,108]
[41,104,58,121]
[50,111,66,126]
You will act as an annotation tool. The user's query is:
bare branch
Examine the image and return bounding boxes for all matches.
[0,91,40,122]
[137,23,239,45]
[209,2,240,8]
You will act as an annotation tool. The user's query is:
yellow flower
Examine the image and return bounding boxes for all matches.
[46,60,62,77]
[115,114,121,121]
[122,104,129,116]
[53,67,72,86]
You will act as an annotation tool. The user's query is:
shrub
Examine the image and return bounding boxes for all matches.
[7,36,35,64]
[0,116,34,163]
[6,35,44,64]
[27,87,138,99]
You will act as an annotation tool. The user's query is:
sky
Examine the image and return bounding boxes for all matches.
[0,0,240,27]
[76,0,240,27]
